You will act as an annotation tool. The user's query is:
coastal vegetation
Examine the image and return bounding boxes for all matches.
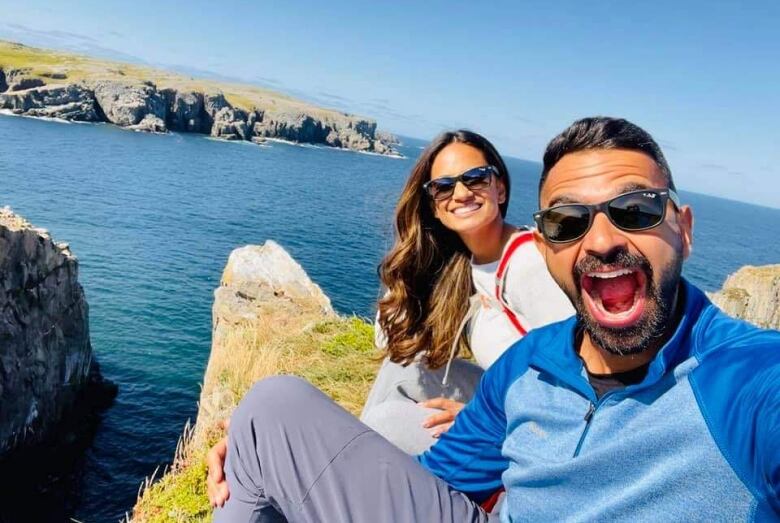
[0,40,399,154]
[131,317,378,522]
[130,242,380,522]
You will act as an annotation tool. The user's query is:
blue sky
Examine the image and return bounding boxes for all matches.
[1,0,778,208]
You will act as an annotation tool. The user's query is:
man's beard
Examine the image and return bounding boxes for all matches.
[565,249,682,356]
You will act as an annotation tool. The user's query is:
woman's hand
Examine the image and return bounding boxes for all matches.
[419,397,465,438]
[206,419,230,508]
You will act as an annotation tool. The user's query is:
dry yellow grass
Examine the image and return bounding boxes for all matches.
[130,313,379,523]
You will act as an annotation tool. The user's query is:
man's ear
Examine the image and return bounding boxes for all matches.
[679,205,694,259]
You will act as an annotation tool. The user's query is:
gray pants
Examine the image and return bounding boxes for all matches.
[360,357,484,454]
[213,375,491,523]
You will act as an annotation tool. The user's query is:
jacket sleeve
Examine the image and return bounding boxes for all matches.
[417,342,525,502]
[689,324,780,515]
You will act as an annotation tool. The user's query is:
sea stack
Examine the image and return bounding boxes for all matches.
[0,207,114,458]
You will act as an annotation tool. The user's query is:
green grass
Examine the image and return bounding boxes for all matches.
[130,316,380,522]
[132,455,212,523]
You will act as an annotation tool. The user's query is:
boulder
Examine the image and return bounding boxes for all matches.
[211,106,250,140]
[709,265,780,329]
[127,113,167,133]
[0,84,102,121]
[203,92,230,126]
[221,241,333,313]
[0,208,109,457]
[92,80,167,130]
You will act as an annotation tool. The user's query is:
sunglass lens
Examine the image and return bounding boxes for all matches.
[428,178,456,200]
[461,168,491,190]
[609,191,665,230]
[542,205,591,242]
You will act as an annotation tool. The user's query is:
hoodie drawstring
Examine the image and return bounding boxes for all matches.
[441,295,481,387]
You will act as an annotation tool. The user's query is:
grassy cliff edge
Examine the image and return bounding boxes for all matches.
[130,242,380,522]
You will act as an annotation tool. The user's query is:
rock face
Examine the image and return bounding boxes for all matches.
[195,241,334,446]
[93,80,167,129]
[0,65,400,155]
[162,89,208,133]
[0,208,105,456]
[211,106,251,140]
[4,68,45,91]
[709,265,780,330]
[0,83,102,121]
[220,241,334,312]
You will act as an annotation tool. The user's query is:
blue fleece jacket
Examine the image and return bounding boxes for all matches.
[419,279,780,521]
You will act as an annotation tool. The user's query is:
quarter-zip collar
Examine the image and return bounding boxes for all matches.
[530,278,707,399]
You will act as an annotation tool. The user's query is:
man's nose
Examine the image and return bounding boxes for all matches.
[580,211,629,257]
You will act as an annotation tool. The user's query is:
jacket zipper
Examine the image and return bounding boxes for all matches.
[573,391,621,457]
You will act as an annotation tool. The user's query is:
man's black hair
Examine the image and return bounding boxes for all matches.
[539,117,676,202]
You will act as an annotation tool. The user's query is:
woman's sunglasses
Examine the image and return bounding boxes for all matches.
[422,165,498,201]
[533,188,681,244]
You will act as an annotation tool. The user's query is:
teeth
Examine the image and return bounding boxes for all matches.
[453,204,480,215]
[588,268,635,279]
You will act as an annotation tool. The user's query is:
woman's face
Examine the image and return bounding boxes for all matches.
[429,142,506,236]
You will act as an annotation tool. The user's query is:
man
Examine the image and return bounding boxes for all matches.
[212,117,780,522]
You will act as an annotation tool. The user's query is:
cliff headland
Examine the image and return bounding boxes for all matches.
[0,41,399,156]
[0,208,116,520]
[129,242,780,522]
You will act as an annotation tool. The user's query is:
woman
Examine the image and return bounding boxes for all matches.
[207,130,573,506]
[359,130,573,454]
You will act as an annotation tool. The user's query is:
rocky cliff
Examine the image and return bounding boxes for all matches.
[131,242,380,521]
[708,264,780,330]
[0,41,399,155]
[0,208,113,458]
[194,241,336,447]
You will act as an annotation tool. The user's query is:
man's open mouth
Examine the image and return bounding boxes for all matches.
[580,267,647,329]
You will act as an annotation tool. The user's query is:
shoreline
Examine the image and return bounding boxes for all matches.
[0,40,400,157]
[0,110,406,158]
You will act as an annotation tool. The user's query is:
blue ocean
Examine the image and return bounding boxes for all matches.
[1,114,779,521]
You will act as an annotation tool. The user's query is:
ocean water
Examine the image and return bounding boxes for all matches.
[1,114,779,521]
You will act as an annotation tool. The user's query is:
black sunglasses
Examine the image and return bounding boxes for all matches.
[422,165,499,201]
[533,188,681,244]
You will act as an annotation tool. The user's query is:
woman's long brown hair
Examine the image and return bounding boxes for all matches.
[378,130,511,369]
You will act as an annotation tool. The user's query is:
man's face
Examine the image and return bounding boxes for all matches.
[534,149,693,355]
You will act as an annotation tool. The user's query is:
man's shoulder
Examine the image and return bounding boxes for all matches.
[692,298,780,366]
[687,298,780,511]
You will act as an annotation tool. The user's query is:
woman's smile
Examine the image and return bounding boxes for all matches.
[450,202,483,216]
